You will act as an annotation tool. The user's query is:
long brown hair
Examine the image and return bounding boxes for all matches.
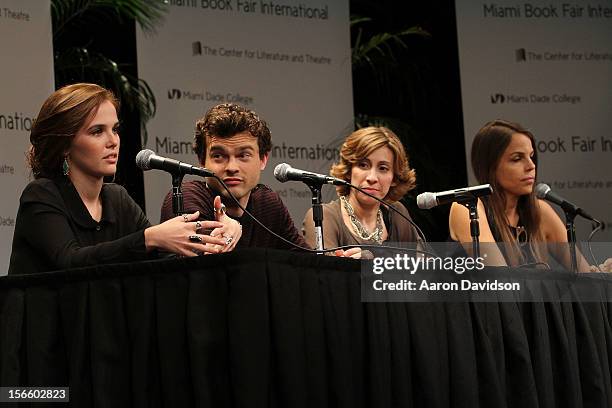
[28,83,119,179]
[472,119,545,265]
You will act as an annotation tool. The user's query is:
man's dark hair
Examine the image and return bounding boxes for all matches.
[194,103,272,161]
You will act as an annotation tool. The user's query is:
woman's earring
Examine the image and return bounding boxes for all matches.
[62,156,70,176]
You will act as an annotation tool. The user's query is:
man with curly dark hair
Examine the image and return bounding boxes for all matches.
[160,103,308,251]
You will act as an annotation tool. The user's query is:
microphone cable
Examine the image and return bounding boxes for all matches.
[587,220,604,272]
[209,174,436,257]
[348,184,428,243]
[506,221,604,272]
[517,262,551,269]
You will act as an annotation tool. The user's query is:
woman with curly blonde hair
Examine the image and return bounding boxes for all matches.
[302,126,421,257]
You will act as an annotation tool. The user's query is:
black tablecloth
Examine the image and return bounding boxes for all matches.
[1,249,612,407]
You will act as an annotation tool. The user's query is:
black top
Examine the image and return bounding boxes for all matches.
[160,181,309,251]
[8,177,151,275]
[481,201,536,264]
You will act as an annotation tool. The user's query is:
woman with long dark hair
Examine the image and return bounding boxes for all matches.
[449,119,590,269]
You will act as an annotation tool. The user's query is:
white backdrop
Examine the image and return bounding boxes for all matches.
[136,0,353,224]
[0,0,54,274]
[455,0,612,239]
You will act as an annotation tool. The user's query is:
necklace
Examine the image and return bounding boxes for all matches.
[510,225,527,243]
[340,195,383,244]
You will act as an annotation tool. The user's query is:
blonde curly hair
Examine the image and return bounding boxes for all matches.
[331,126,416,202]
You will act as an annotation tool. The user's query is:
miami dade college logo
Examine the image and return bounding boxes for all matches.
[490,93,505,104]
[167,89,181,100]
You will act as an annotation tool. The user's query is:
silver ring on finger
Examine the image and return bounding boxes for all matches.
[189,235,203,243]
[224,235,233,246]
[195,221,202,231]
[182,214,189,222]
[214,203,227,216]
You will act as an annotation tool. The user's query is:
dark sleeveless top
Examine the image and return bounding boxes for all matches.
[482,200,537,265]
[446,199,537,266]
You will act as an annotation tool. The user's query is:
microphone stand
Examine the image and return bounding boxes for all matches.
[563,210,578,273]
[461,199,480,259]
[172,174,185,216]
[307,183,325,253]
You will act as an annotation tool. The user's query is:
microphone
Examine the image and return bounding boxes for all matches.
[417,184,492,209]
[136,149,214,178]
[274,163,348,186]
[535,183,598,222]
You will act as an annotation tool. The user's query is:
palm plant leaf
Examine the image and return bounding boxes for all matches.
[52,0,167,136]
[54,47,156,143]
[52,0,167,39]
[351,15,429,70]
